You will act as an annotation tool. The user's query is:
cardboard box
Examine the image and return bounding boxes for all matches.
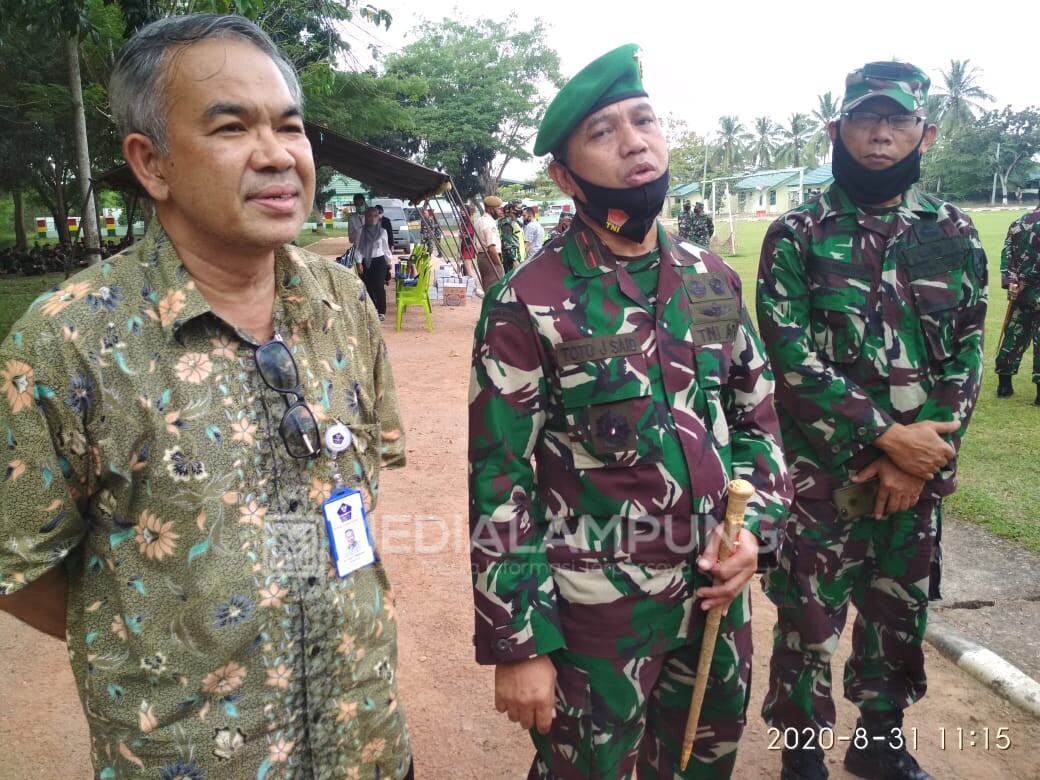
[442,284,467,306]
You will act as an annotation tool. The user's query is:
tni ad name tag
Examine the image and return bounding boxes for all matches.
[322,488,376,577]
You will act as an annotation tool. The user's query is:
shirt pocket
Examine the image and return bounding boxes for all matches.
[557,352,661,470]
[904,238,967,363]
[808,256,871,364]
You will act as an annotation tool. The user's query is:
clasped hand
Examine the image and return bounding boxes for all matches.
[874,420,959,480]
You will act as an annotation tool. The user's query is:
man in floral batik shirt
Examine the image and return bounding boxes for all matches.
[0,14,412,779]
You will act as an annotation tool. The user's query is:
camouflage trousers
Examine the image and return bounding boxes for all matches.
[761,497,939,730]
[528,617,751,779]
[994,295,1040,382]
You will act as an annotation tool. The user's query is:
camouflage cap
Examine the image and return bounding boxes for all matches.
[842,61,930,114]
[533,43,648,157]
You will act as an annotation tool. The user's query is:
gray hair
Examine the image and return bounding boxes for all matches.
[109,14,303,154]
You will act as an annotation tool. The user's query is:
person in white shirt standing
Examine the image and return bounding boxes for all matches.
[523,206,546,259]
[474,195,505,292]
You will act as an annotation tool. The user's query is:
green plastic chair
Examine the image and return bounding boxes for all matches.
[395,253,433,332]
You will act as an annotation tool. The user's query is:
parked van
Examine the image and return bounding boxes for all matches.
[370,198,413,254]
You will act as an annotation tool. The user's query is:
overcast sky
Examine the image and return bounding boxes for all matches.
[344,0,1035,179]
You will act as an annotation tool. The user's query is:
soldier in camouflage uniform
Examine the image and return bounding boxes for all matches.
[678,199,696,241]
[469,44,792,779]
[994,191,1040,405]
[689,202,715,247]
[499,201,526,273]
[756,62,987,780]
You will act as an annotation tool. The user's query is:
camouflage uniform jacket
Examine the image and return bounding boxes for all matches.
[677,210,695,241]
[756,184,988,501]
[0,222,411,778]
[1000,207,1040,304]
[498,216,524,265]
[690,213,715,246]
[469,218,791,664]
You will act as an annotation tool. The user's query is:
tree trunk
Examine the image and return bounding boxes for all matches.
[65,35,101,265]
[53,185,70,248]
[13,191,27,251]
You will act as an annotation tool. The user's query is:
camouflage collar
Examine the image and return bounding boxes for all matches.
[823,183,941,218]
[562,217,695,277]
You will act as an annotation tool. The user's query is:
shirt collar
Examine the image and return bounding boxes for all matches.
[140,220,336,343]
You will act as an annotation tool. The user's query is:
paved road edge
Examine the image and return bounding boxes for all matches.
[926,614,1040,719]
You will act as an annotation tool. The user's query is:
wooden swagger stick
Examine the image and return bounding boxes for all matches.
[679,478,756,771]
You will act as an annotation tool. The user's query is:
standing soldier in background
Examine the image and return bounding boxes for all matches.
[498,200,525,272]
[757,61,987,780]
[469,44,791,779]
[678,199,695,241]
[995,191,1040,405]
[689,201,715,247]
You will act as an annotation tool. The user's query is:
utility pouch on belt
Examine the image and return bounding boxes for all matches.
[833,478,880,520]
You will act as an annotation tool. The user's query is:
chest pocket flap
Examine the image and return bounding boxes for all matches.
[807,255,871,364]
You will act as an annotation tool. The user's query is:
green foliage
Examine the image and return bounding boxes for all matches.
[923,106,1040,201]
[382,14,563,200]
[663,115,708,187]
[931,59,994,139]
[775,112,814,168]
[713,116,752,176]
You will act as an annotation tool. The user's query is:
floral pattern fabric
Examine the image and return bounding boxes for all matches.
[0,222,411,778]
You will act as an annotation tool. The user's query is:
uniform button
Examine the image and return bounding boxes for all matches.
[831,444,841,454]
[307,576,317,586]
[856,427,868,438]
[495,639,511,652]
[311,645,321,657]
[289,500,299,511]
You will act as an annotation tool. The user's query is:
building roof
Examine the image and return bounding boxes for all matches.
[669,182,701,198]
[731,165,834,191]
[733,170,800,191]
[802,164,833,186]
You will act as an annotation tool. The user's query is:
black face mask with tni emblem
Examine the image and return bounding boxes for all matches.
[567,168,670,243]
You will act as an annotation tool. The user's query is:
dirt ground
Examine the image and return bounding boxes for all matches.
[2,237,1038,779]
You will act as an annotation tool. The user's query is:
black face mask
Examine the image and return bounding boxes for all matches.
[831,125,923,206]
[567,168,670,243]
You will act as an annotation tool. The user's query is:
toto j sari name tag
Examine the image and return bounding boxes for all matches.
[322,488,376,577]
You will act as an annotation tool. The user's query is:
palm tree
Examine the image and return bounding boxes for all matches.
[776,112,814,168]
[810,91,840,162]
[714,115,751,174]
[931,59,994,137]
[750,117,779,169]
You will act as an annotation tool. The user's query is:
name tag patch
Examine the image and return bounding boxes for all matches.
[556,334,643,366]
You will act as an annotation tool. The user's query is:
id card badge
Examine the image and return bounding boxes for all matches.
[322,488,376,577]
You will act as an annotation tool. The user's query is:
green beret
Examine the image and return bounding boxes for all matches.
[534,43,647,157]
[842,61,930,114]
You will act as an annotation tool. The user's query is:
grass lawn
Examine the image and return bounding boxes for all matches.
[1,209,1037,550]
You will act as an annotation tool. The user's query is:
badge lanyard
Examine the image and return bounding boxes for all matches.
[321,423,376,577]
